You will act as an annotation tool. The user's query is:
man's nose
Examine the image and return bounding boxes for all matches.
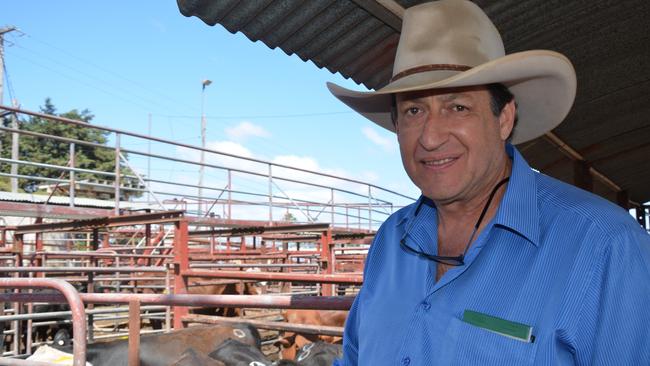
[418,113,449,150]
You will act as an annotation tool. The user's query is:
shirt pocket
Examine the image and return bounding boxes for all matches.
[438,316,538,365]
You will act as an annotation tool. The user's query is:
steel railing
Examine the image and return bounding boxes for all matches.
[0,104,415,229]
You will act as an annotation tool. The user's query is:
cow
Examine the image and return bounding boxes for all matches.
[30,291,77,345]
[132,275,266,330]
[52,323,260,366]
[294,342,342,366]
[0,285,89,354]
[187,278,266,317]
[208,338,272,366]
[277,310,347,360]
[169,348,225,366]
[273,361,299,366]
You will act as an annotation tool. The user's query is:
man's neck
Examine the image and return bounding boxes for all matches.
[435,158,512,250]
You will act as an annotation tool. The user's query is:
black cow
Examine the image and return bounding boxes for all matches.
[53,323,260,366]
[169,348,224,366]
[26,283,94,346]
[294,342,342,366]
[208,339,272,366]
[273,360,299,366]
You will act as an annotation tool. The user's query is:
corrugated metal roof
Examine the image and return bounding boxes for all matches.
[0,192,150,210]
[177,0,650,206]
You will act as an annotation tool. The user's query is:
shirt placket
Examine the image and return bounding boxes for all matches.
[395,248,438,365]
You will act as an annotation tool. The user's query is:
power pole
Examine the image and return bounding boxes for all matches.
[147,113,151,206]
[198,79,211,216]
[0,26,17,106]
[0,26,17,192]
[10,99,18,192]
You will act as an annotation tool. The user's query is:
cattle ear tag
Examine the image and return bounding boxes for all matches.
[462,310,534,343]
[232,328,246,338]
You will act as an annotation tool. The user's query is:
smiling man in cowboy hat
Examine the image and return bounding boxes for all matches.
[329,1,650,365]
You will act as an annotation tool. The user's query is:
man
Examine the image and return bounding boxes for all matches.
[327,1,650,365]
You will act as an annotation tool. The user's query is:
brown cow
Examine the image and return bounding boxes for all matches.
[278,310,348,360]
[134,275,266,329]
[187,278,266,317]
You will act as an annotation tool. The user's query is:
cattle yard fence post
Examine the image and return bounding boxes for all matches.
[320,228,333,296]
[128,299,141,366]
[172,219,189,329]
[114,133,121,215]
[165,264,171,332]
[69,142,75,207]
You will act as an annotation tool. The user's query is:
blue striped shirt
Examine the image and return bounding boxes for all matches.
[335,145,650,365]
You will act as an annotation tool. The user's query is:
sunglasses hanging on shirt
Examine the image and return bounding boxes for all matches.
[400,176,510,266]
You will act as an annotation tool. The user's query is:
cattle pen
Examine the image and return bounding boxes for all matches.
[0,105,414,365]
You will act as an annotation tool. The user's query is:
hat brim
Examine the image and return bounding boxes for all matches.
[327,50,576,144]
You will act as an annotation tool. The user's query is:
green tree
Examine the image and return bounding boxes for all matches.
[0,98,141,198]
[282,211,297,222]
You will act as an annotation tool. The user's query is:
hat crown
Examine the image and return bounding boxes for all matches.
[393,0,505,76]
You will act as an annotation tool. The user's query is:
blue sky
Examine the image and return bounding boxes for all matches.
[2,1,420,216]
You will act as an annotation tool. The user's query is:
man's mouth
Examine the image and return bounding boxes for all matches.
[423,157,456,166]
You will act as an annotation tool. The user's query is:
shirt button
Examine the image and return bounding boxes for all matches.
[422,302,431,310]
[402,357,411,365]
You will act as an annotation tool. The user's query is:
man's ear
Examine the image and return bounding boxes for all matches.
[498,100,516,141]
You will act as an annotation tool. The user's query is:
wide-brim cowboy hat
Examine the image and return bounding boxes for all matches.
[327,0,577,144]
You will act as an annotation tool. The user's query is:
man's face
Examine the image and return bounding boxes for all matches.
[395,86,515,205]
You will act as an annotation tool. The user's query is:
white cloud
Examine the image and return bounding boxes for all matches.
[170,140,403,224]
[362,126,397,152]
[273,155,320,172]
[208,140,255,158]
[225,121,271,140]
[176,140,262,172]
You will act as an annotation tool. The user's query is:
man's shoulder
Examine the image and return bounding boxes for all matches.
[535,172,640,235]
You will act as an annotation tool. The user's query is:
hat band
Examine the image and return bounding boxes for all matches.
[390,64,471,82]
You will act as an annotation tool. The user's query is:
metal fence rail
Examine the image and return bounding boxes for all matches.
[0,278,87,366]
[0,104,415,229]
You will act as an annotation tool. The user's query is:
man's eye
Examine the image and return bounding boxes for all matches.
[405,107,420,116]
[451,104,468,112]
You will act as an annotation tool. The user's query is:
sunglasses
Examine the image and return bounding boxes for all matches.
[400,177,510,267]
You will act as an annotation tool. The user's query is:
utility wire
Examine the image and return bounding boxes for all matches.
[154,111,354,120]
[22,32,197,114]
[7,42,191,118]
[3,61,16,104]
[7,51,163,113]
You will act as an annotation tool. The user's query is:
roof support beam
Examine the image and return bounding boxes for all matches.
[351,0,404,31]
[543,132,636,207]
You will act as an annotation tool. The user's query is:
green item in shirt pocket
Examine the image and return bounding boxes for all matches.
[462,309,534,343]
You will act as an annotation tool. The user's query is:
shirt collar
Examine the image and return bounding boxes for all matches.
[494,144,540,247]
[396,144,540,247]
[397,195,432,227]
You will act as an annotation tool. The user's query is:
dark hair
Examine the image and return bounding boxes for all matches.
[390,94,398,126]
[486,83,518,142]
[390,83,518,141]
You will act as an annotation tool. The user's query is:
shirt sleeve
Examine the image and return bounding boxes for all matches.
[574,226,650,365]
[333,285,362,366]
